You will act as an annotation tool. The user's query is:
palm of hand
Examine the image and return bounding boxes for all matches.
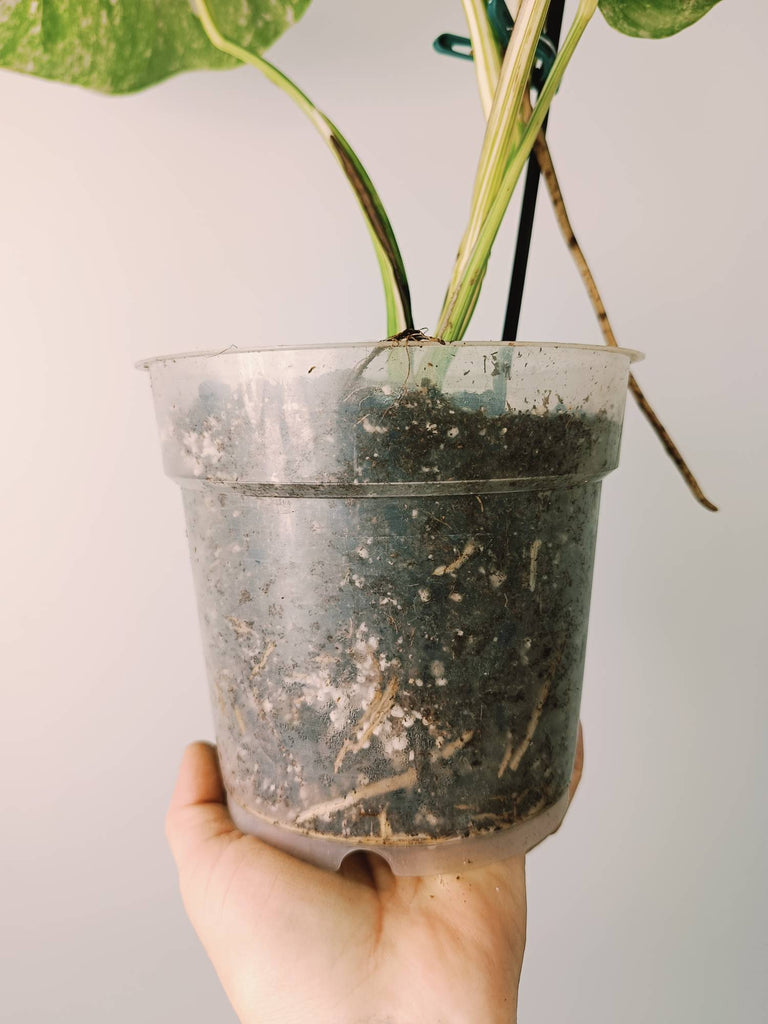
[167,738,581,1024]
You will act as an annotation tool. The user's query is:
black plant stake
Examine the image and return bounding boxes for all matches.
[501,0,567,341]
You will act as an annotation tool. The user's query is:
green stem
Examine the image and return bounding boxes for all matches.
[439,0,597,342]
[436,0,551,340]
[195,0,412,335]
[461,0,502,118]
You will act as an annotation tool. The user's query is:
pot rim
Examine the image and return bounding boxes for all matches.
[136,339,644,370]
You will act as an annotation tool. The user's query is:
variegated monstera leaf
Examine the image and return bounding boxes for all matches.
[0,0,310,93]
[599,0,723,38]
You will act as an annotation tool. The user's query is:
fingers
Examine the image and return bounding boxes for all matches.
[568,720,584,804]
[165,726,585,888]
[168,741,227,811]
[165,741,238,869]
[527,721,584,851]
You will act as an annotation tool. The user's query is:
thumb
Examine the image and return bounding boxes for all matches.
[568,720,585,804]
[165,741,238,871]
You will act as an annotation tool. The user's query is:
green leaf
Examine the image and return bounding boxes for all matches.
[598,0,723,39]
[0,0,311,94]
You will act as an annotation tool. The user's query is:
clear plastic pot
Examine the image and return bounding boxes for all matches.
[141,341,639,875]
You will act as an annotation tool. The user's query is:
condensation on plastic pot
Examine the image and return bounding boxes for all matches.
[140,341,640,875]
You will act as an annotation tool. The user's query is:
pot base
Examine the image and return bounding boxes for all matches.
[227,786,571,876]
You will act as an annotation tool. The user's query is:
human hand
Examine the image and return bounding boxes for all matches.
[166,724,584,1024]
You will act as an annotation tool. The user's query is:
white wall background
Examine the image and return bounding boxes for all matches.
[2,1,766,1021]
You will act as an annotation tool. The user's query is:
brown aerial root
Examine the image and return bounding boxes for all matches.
[626,375,718,511]
[530,118,718,513]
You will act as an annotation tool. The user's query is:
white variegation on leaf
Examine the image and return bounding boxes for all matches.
[599,0,723,38]
[0,0,730,426]
[0,0,311,94]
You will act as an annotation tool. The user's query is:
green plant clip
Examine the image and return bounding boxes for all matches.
[435,1,557,93]
[433,33,474,61]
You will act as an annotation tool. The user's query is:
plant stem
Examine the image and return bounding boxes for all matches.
[438,0,597,342]
[461,0,502,118]
[436,0,551,339]
[194,0,412,335]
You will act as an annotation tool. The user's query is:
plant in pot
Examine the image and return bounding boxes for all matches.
[0,0,723,874]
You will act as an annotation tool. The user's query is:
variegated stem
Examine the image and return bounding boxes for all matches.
[195,0,412,335]
[437,0,597,342]
[436,0,552,340]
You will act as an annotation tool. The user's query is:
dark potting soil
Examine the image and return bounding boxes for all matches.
[181,381,618,845]
[348,382,618,482]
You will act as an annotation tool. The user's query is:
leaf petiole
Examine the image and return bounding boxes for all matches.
[194,0,413,336]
